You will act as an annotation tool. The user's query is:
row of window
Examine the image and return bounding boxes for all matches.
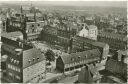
[98,37,125,49]
[30,23,41,28]
[65,57,98,68]
[10,58,20,65]
[10,22,21,27]
[27,28,42,33]
[8,64,21,72]
[28,57,40,64]
[98,34,124,42]
[8,72,21,80]
[70,55,88,61]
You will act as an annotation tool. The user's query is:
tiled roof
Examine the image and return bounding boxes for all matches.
[2,31,23,39]
[88,25,97,29]
[60,49,101,65]
[73,35,95,43]
[23,48,45,69]
[92,41,108,48]
[73,35,108,49]
[26,13,34,17]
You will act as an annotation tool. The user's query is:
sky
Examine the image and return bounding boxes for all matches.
[0,0,127,8]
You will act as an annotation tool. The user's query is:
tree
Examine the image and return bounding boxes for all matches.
[45,49,55,65]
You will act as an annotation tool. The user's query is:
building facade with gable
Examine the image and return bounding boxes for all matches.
[1,32,46,83]
[78,23,98,40]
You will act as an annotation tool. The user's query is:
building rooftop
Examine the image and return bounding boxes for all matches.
[2,31,23,40]
[88,25,97,29]
[117,49,128,56]
[92,41,108,48]
[60,49,101,65]
[73,35,95,43]
[23,48,45,69]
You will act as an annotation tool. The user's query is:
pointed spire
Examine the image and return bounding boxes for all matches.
[20,5,23,14]
[31,1,32,7]
[6,12,9,18]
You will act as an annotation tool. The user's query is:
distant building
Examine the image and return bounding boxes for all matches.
[88,25,98,40]
[1,55,8,78]
[78,23,98,40]
[78,23,88,37]
[117,49,128,64]
[97,31,127,51]
[105,59,127,82]
[1,32,46,83]
[72,36,109,60]
[2,31,23,41]
[56,49,101,72]
[40,25,70,52]
[26,21,44,41]
[1,18,7,32]
[6,13,26,33]
[78,64,101,83]
[85,16,95,25]
[5,5,43,41]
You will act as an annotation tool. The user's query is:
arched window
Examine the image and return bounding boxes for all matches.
[33,58,35,62]
[78,56,81,59]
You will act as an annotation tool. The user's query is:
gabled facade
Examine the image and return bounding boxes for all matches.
[78,23,98,40]
[1,32,46,83]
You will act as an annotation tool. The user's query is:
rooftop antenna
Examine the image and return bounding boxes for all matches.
[31,1,32,7]
[20,0,23,21]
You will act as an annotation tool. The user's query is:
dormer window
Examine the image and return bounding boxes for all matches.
[14,60,16,64]
[17,61,19,65]
[37,57,39,61]
[32,24,34,27]
[85,55,87,58]
[33,58,35,61]
[28,60,31,64]
[78,56,81,59]
[71,58,74,61]
[11,58,14,62]
[38,24,40,27]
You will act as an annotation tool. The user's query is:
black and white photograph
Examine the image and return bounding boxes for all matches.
[0,0,127,83]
